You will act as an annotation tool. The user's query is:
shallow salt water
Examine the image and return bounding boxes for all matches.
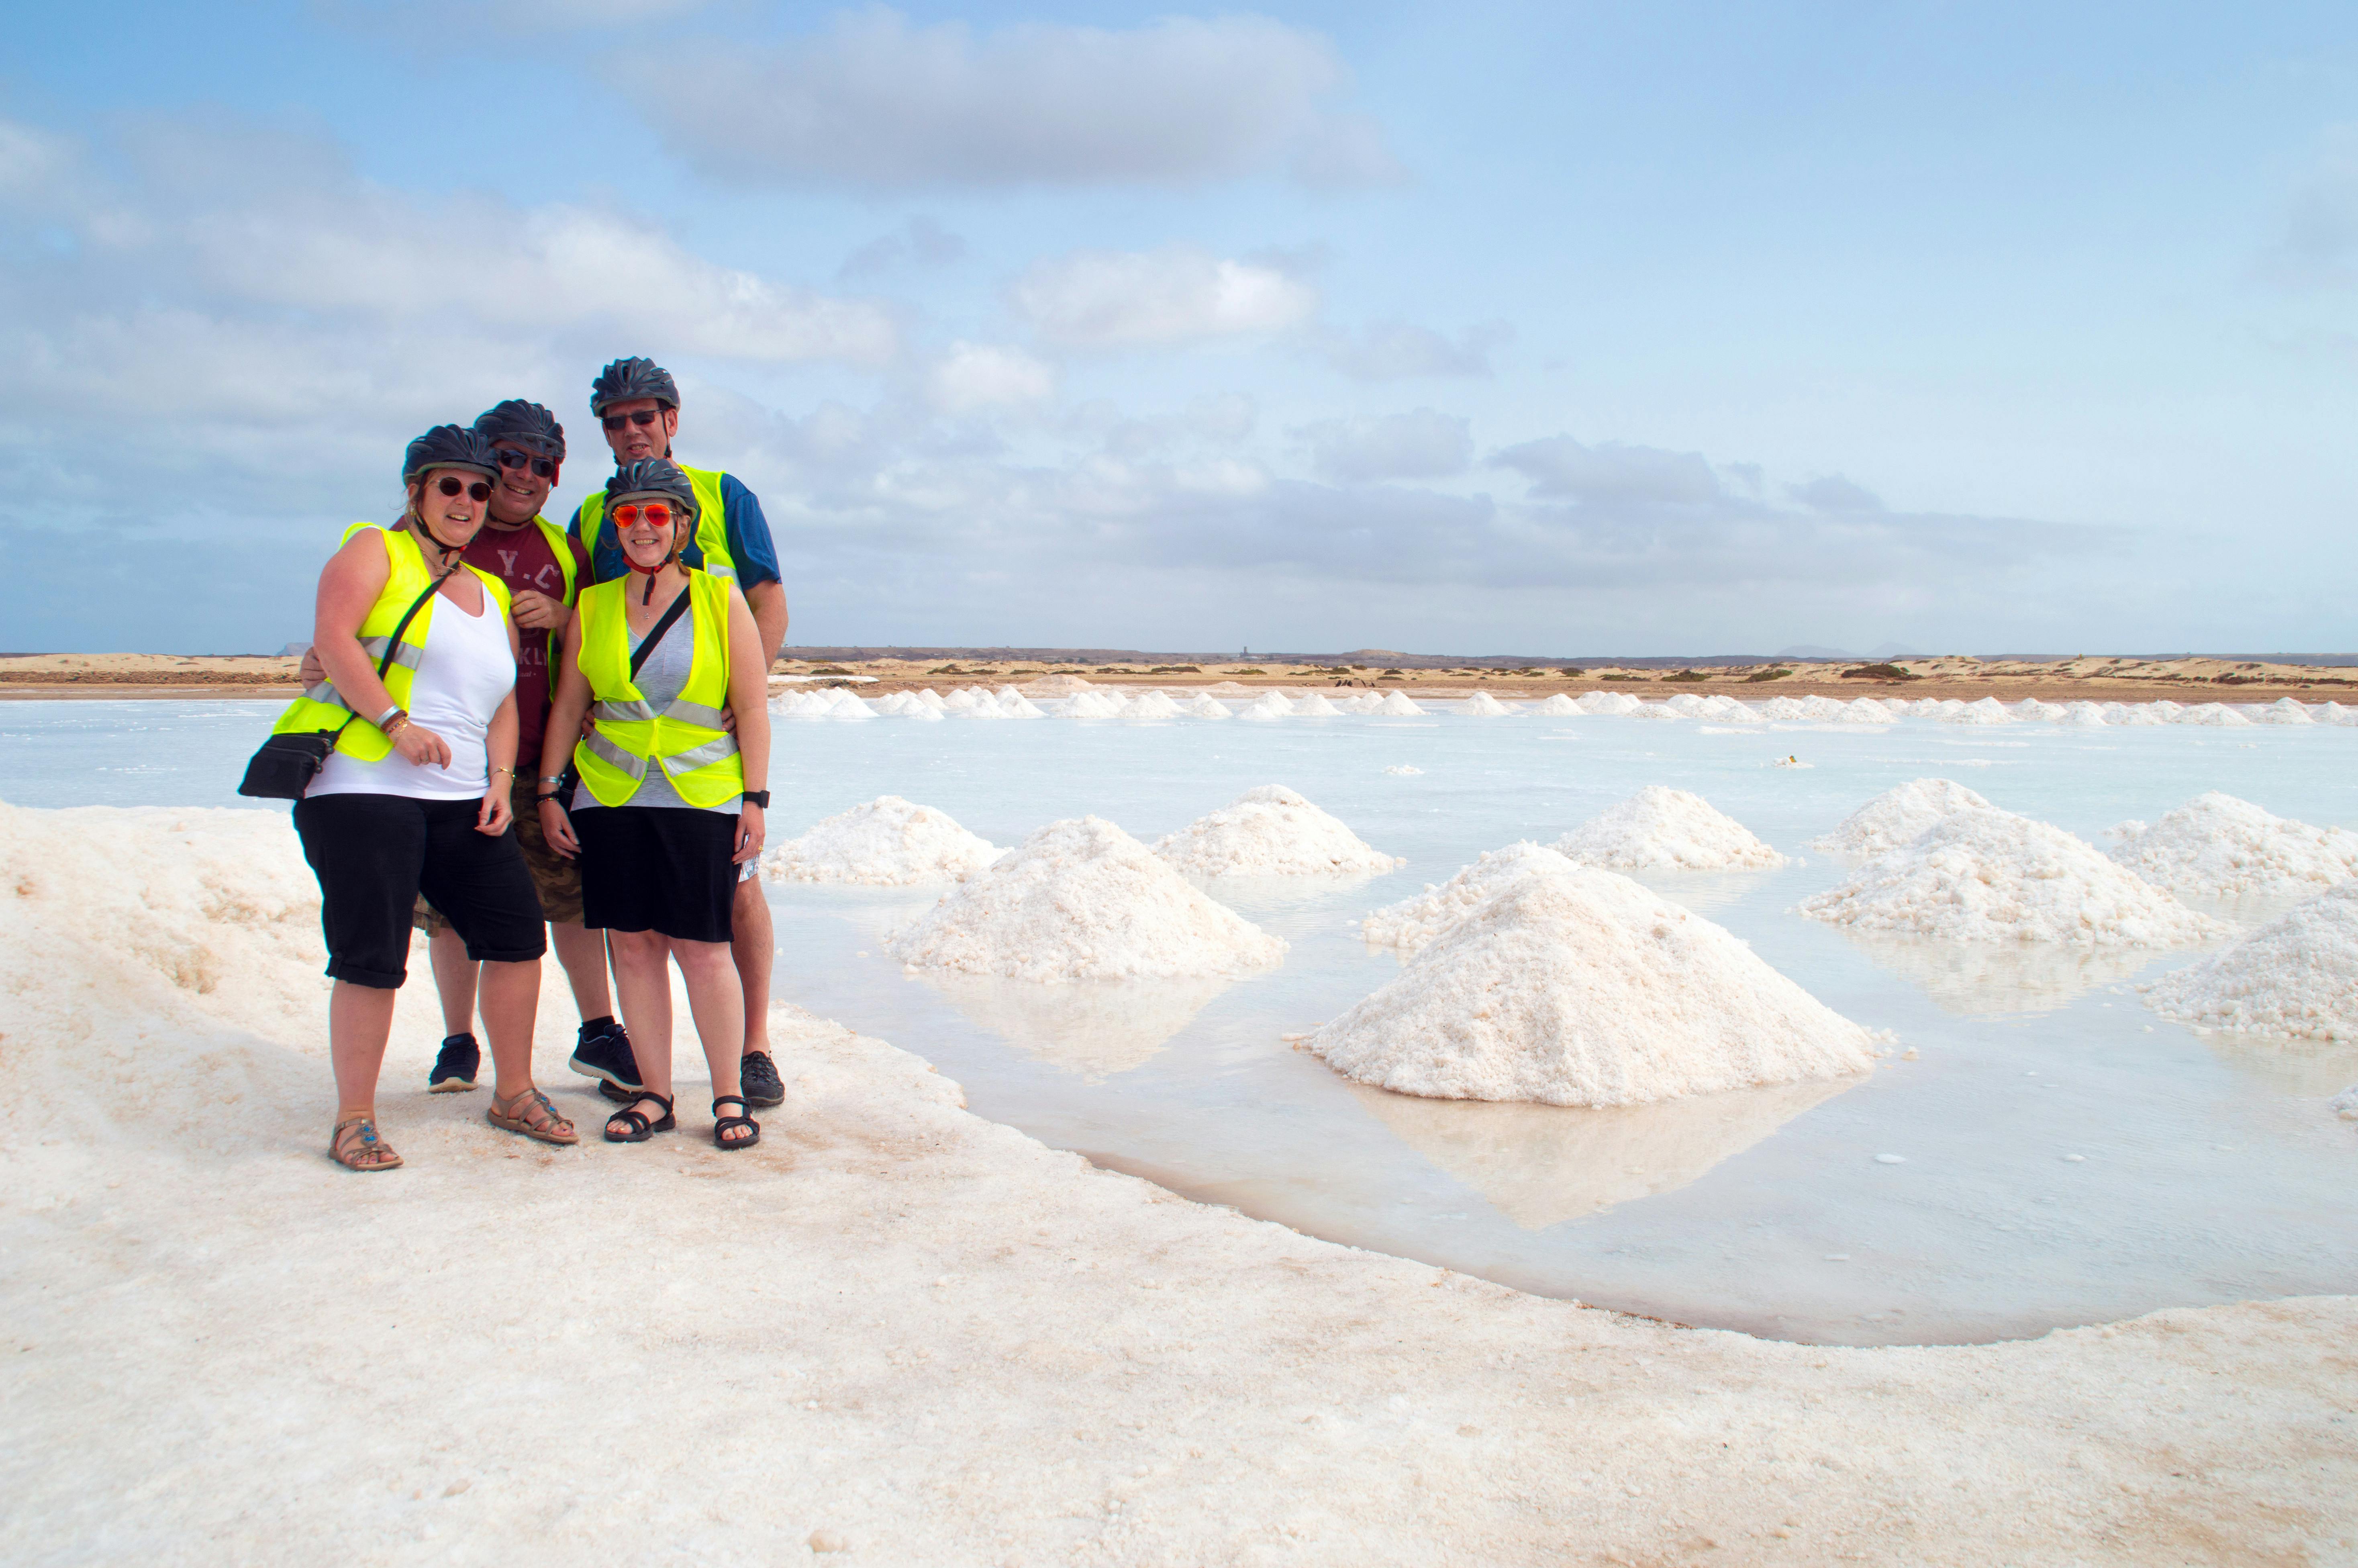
[8,697,2357,1345]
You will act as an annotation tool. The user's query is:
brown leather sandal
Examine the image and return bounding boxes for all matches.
[329,1116,403,1172]
[487,1087,579,1146]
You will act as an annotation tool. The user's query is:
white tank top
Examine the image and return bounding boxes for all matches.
[308,583,517,802]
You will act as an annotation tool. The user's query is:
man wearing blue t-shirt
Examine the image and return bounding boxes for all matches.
[567,356,790,1112]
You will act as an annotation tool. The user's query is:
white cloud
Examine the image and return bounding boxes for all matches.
[1009,246,1318,348]
[1310,318,1511,380]
[927,342,1058,413]
[629,9,1398,190]
[1787,475,1884,512]
[838,216,968,281]
[1296,408,1473,484]
[1491,435,1725,505]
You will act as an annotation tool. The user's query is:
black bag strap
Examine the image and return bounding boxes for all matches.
[629,584,695,682]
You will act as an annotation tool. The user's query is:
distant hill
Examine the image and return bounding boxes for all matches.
[1774,644,1853,660]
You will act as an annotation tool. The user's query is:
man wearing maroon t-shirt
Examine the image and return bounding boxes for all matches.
[304,400,634,1094]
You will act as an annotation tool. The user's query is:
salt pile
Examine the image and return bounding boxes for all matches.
[1291,693,1343,717]
[1799,808,2225,946]
[884,816,1286,982]
[1554,786,1789,872]
[1183,694,1232,719]
[2142,884,2358,1041]
[1578,691,1642,715]
[2107,792,2358,902]
[1126,690,1183,719]
[1155,786,1403,878]
[1535,694,1581,715]
[1376,691,1425,716]
[1808,778,1995,858]
[1239,693,1294,722]
[762,795,1005,886]
[1462,691,1517,717]
[1307,864,1877,1106]
[1361,842,1579,951]
[1943,698,2016,725]
[1019,673,1094,697]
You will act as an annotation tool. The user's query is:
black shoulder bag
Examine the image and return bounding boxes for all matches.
[236,570,453,800]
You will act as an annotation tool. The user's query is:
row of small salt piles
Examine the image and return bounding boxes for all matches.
[775,684,2358,725]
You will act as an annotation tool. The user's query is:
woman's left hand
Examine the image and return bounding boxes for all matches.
[477,780,514,836]
[733,802,764,864]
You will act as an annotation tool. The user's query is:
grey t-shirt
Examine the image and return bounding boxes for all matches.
[573,610,741,818]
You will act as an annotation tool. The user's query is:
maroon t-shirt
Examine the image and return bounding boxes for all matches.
[461,517,587,761]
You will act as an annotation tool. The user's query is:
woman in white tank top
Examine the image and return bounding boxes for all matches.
[291,425,577,1171]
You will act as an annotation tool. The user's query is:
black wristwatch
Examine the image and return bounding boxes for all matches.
[743,790,771,808]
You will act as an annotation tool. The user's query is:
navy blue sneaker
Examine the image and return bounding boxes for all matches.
[428,1033,480,1093]
[740,1049,784,1109]
[569,1018,641,1101]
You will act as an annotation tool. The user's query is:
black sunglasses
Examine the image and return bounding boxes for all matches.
[495,449,557,479]
[601,408,664,432]
[434,476,493,502]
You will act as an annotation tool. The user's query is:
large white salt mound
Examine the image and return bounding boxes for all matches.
[2142,884,2358,1041]
[885,816,1285,982]
[1535,693,1582,715]
[1291,693,1342,717]
[1577,691,1642,715]
[1309,865,1877,1107]
[1462,691,1517,717]
[1808,778,1995,858]
[1183,694,1232,719]
[763,795,1005,886]
[1799,808,2225,947]
[1155,785,1403,878]
[1944,697,2016,725]
[1125,690,1182,719]
[2107,792,2358,902]
[1238,693,1293,722]
[1361,842,1579,951]
[1554,786,1789,872]
[1376,691,1425,715]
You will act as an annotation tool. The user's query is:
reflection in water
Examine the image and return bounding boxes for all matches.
[915,971,1235,1081]
[1618,870,1761,914]
[1842,934,2166,1017]
[1347,1076,1854,1229]
[2202,1031,2358,1097]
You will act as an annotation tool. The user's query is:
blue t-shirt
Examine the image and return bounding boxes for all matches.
[570,470,781,589]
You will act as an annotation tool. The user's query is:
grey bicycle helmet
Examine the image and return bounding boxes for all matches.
[401,424,502,484]
[589,356,680,416]
[472,398,566,462]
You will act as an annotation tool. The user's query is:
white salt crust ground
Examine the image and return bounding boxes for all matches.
[1807,778,1995,859]
[7,803,2358,1566]
[1799,808,2227,947]
[884,815,1286,981]
[1153,786,1404,878]
[762,794,1005,886]
[2142,882,2358,1041]
[2106,791,2358,903]
[1312,864,1878,1107]
[1360,841,1579,951]
[1554,786,1790,872]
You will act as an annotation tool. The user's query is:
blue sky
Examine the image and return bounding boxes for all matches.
[4,1,2355,655]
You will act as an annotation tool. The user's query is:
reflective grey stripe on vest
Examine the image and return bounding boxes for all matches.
[704,563,735,581]
[592,696,730,729]
[582,730,648,781]
[357,635,426,672]
[661,733,740,775]
[304,682,351,713]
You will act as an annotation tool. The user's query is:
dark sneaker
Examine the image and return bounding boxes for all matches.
[428,1033,480,1093]
[741,1049,784,1108]
[569,1019,641,1097]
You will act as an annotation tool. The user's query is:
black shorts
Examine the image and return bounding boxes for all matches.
[293,793,549,988]
[575,808,739,944]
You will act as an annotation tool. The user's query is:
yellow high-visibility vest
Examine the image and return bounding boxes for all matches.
[573,464,733,582]
[571,569,743,808]
[269,523,512,761]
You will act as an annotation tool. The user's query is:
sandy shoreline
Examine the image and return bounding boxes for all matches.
[7,649,2355,704]
[6,800,2356,1563]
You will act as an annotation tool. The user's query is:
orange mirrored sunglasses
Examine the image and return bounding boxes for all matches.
[610,501,678,529]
